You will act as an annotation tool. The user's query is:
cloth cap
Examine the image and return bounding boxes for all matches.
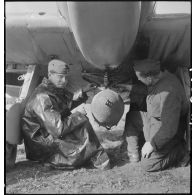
[133,59,160,74]
[48,59,70,74]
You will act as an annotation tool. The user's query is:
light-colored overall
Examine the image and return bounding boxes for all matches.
[125,70,189,172]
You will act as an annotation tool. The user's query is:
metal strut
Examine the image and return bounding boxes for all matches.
[104,65,110,88]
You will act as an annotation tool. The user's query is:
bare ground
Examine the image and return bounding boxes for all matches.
[6,130,191,194]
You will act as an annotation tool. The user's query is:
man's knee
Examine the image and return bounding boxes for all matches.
[141,157,153,172]
[141,157,162,172]
[141,143,187,172]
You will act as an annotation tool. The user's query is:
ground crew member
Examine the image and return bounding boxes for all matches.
[124,59,190,172]
[21,59,110,170]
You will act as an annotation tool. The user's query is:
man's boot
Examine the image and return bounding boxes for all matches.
[90,148,111,170]
[126,136,140,162]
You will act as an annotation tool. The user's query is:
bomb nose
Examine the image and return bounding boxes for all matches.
[91,89,124,128]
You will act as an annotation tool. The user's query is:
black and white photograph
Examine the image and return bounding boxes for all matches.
[5,1,191,194]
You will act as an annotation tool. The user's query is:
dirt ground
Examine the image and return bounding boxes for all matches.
[6,130,191,194]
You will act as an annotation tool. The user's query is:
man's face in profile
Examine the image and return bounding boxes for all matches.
[49,72,69,88]
[135,71,160,87]
[135,72,152,86]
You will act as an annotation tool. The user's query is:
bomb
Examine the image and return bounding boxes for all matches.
[91,89,124,129]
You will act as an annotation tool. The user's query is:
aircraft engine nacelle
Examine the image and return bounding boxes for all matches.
[60,2,141,69]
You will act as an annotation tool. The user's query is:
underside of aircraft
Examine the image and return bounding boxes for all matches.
[5,2,191,149]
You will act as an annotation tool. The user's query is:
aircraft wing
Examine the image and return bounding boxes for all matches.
[6,2,92,68]
[5,2,191,94]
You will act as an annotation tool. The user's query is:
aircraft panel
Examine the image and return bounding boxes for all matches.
[6,15,44,65]
[142,15,191,66]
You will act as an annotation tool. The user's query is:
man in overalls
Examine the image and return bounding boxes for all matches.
[125,59,190,172]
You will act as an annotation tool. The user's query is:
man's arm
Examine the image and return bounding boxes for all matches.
[150,90,182,151]
[33,93,87,139]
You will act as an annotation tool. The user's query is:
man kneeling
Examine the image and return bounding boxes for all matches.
[22,59,110,170]
[124,59,190,172]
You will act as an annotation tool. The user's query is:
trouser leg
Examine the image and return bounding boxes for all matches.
[123,111,146,161]
[6,141,17,172]
[141,141,187,172]
[123,111,145,162]
[86,122,110,170]
[47,120,110,170]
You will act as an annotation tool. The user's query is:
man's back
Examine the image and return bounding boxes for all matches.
[144,70,188,151]
[147,70,188,116]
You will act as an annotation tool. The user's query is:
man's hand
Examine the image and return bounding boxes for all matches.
[73,90,83,101]
[141,142,154,158]
[73,83,96,101]
[73,90,88,101]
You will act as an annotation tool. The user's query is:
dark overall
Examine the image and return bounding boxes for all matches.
[22,78,110,170]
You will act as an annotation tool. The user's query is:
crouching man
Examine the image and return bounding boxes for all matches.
[124,59,190,172]
[21,59,110,170]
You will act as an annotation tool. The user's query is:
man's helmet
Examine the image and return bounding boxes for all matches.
[91,89,124,129]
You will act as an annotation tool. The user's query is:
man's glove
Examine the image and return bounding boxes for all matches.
[73,90,88,103]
